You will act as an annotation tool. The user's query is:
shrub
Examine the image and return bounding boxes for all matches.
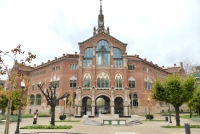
[55,120,80,122]
[38,114,51,117]
[20,125,72,129]
[145,115,154,120]
[59,115,66,120]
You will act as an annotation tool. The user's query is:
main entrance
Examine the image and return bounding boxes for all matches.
[95,95,110,116]
[81,96,92,116]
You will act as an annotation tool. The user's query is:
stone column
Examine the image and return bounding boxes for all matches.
[123,105,128,116]
[77,105,82,116]
[111,105,114,115]
[74,106,77,116]
[92,105,95,116]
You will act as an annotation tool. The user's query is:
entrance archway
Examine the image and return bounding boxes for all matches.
[114,97,124,116]
[95,95,110,116]
[82,96,92,116]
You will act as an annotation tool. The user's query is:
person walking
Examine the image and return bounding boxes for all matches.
[33,112,37,124]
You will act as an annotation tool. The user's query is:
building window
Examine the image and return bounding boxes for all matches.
[133,94,138,106]
[96,72,109,88]
[143,66,147,72]
[52,67,55,72]
[83,48,92,67]
[115,74,122,89]
[36,94,42,105]
[113,48,122,66]
[83,73,91,88]
[49,81,60,88]
[96,40,110,66]
[56,66,60,71]
[30,95,35,105]
[32,85,35,91]
[128,77,135,89]
[128,65,135,70]
[144,81,153,90]
[70,64,78,70]
[69,76,77,88]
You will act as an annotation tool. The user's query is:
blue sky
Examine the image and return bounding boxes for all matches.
[0,0,200,79]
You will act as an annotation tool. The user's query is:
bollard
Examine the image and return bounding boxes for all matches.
[184,123,191,134]
[165,116,168,122]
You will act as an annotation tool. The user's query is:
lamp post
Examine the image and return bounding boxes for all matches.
[168,103,172,123]
[63,98,66,117]
[147,97,150,120]
[14,80,25,134]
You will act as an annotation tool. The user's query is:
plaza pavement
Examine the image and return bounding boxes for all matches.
[0,114,200,134]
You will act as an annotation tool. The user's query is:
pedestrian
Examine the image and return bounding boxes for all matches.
[33,112,37,124]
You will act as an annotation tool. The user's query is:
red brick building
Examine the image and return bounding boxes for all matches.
[17,1,186,116]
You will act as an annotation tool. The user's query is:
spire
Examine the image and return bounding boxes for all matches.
[98,0,104,31]
[93,0,110,35]
[100,0,102,14]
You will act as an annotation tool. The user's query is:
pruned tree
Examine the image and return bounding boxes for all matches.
[37,81,69,126]
[152,74,197,126]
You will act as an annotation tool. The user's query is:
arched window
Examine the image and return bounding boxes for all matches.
[83,73,91,88]
[115,74,122,89]
[96,72,109,89]
[96,40,110,66]
[30,95,35,105]
[144,77,153,90]
[36,94,41,105]
[133,94,138,106]
[128,77,135,89]
[69,76,77,88]
[113,48,122,66]
[83,48,92,66]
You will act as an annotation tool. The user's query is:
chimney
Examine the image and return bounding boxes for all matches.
[48,60,50,62]
[55,57,57,60]
[150,61,153,64]
[162,66,164,69]
[63,54,65,56]
[180,62,183,68]
[42,62,44,65]
[34,64,36,67]
[75,52,77,55]
[174,64,176,67]
[144,58,147,61]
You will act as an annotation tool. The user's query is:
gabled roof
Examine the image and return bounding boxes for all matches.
[78,31,127,46]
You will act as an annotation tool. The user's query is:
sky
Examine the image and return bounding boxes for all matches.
[0,0,200,80]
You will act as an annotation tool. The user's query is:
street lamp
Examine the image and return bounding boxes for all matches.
[63,98,66,117]
[14,80,25,134]
[147,97,150,120]
[168,103,172,123]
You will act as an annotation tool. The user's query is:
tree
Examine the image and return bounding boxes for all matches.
[187,89,200,116]
[152,74,197,126]
[183,59,198,76]
[11,90,27,115]
[0,45,36,134]
[37,80,69,126]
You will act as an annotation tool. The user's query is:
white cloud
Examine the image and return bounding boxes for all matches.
[0,0,200,79]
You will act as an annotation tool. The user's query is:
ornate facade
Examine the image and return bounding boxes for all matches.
[17,1,186,116]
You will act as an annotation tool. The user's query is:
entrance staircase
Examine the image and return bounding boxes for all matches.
[82,118,102,126]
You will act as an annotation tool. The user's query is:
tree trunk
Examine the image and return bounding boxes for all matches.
[50,105,55,126]
[174,106,180,126]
